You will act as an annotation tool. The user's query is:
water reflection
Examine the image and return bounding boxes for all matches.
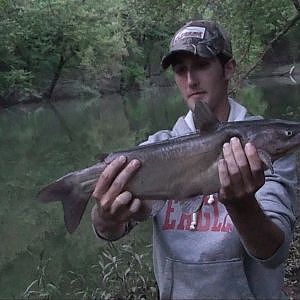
[0,70,299,297]
[245,63,300,119]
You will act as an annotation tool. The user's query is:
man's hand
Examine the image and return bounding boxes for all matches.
[91,155,144,240]
[218,137,265,204]
[217,137,284,259]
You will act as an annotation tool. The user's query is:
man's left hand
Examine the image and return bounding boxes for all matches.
[218,137,265,204]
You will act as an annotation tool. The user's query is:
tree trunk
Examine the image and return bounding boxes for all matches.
[241,11,300,81]
[43,54,66,100]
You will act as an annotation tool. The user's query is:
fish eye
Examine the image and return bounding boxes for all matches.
[285,130,293,137]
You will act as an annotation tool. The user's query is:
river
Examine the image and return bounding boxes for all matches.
[0,66,299,298]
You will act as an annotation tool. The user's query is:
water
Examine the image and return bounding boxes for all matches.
[0,71,299,297]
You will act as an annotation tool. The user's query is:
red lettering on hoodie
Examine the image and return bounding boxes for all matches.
[161,196,233,233]
[162,200,176,230]
[221,214,233,232]
[177,213,192,230]
[211,197,222,232]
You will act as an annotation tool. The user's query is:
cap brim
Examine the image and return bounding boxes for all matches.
[161,48,215,70]
[161,50,191,69]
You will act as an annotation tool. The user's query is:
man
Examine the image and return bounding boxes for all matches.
[91,20,296,299]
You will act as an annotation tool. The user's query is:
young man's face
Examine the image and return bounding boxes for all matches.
[172,53,235,114]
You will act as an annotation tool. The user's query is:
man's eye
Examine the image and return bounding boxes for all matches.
[173,65,186,75]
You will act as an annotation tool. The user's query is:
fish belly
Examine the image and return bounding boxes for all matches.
[125,142,222,200]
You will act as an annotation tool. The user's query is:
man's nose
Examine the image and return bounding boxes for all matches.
[187,69,199,88]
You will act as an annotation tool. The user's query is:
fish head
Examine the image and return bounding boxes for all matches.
[246,119,300,160]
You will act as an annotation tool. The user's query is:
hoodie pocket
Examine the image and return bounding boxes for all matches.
[160,257,255,300]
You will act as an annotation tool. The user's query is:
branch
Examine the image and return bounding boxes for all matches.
[47,101,74,142]
[238,22,254,64]
[240,11,300,81]
[292,0,300,12]
[249,65,295,79]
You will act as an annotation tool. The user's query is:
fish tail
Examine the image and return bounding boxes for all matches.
[37,163,106,233]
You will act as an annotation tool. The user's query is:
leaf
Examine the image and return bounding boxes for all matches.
[46,283,61,295]
[102,269,114,283]
[102,251,114,261]
[134,253,142,267]
[124,267,131,278]
[23,279,39,295]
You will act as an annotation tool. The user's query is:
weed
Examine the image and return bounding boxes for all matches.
[23,241,157,300]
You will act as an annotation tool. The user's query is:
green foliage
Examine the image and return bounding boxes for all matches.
[181,0,298,85]
[23,242,157,300]
[121,62,146,88]
[0,68,33,97]
[237,84,268,116]
[0,0,299,101]
[0,0,128,99]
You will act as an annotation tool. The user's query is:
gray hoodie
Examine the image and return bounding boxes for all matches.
[143,99,296,299]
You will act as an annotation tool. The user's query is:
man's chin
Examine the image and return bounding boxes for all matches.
[187,97,209,110]
[189,94,206,101]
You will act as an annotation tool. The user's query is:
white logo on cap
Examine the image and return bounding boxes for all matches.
[173,26,206,45]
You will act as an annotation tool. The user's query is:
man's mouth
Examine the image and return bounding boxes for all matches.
[188,91,206,98]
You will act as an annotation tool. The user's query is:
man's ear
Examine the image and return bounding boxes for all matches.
[224,58,236,80]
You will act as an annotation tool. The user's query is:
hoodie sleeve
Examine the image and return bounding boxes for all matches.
[245,153,297,267]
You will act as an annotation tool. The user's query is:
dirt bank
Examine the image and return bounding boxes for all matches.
[284,221,300,299]
[284,153,300,299]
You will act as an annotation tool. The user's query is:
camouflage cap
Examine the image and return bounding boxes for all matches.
[161,20,232,69]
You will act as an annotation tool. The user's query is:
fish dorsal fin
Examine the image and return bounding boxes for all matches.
[192,101,220,132]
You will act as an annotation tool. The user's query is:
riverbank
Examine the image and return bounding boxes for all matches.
[284,152,300,299]
[284,221,300,299]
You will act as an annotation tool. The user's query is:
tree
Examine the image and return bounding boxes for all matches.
[0,0,299,105]
[0,0,128,103]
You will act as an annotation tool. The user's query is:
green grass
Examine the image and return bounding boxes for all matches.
[23,239,157,300]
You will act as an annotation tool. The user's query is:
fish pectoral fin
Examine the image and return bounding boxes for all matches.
[192,101,220,132]
[257,149,274,174]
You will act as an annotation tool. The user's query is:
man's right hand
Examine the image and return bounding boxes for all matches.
[91,155,144,240]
